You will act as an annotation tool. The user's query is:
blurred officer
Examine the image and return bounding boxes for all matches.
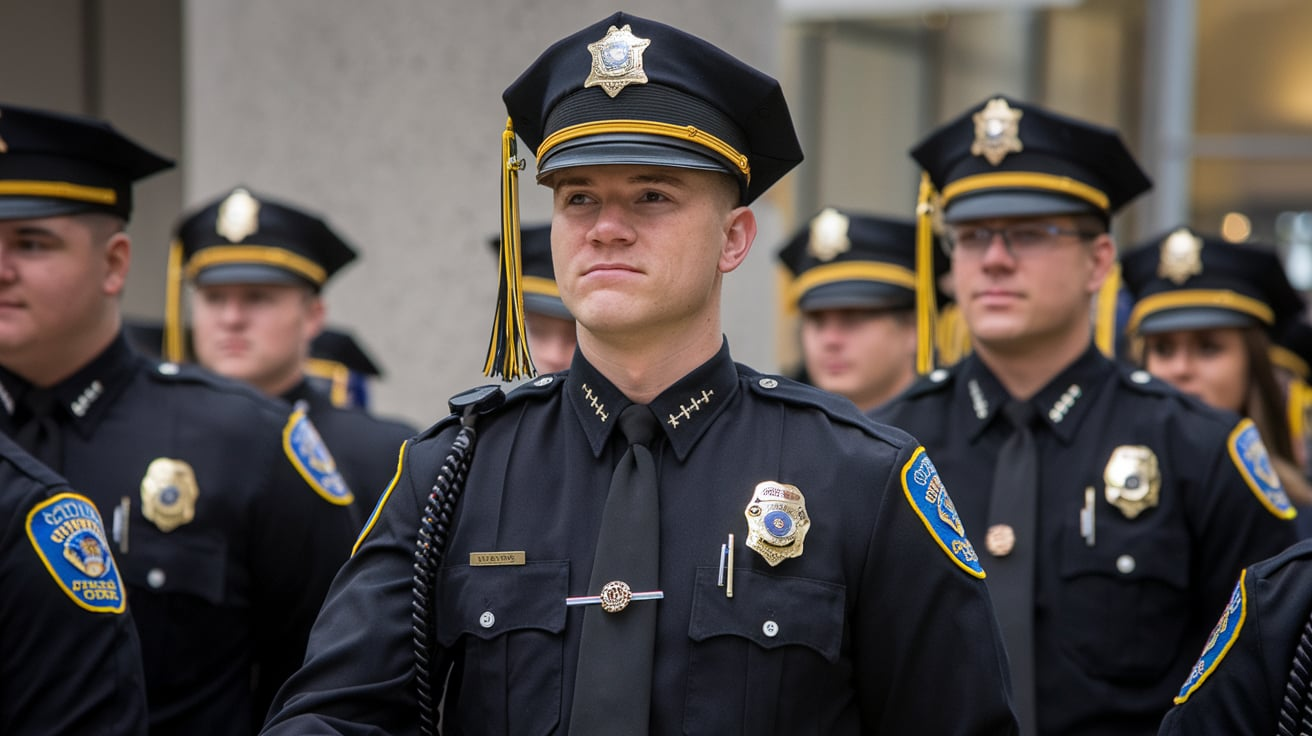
[174,187,416,508]
[264,13,1017,736]
[490,223,577,374]
[1157,538,1312,735]
[778,208,934,413]
[872,95,1297,736]
[1,431,147,735]
[306,327,392,410]
[0,104,361,735]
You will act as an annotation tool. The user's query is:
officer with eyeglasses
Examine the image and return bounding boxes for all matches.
[872,95,1297,736]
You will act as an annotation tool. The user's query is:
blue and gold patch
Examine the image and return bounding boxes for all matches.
[283,407,353,506]
[1175,571,1247,703]
[901,447,985,578]
[1228,419,1295,519]
[26,493,126,613]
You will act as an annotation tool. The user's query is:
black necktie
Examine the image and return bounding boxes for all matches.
[14,388,63,472]
[570,403,661,735]
[986,399,1038,736]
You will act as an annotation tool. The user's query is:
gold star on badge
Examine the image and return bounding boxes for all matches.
[585,24,651,98]
[970,98,1024,166]
[1157,227,1204,285]
[216,188,261,243]
[807,207,851,262]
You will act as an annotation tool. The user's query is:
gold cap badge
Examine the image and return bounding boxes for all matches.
[585,24,651,98]
[744,481,811,566]
[216,187,261,243]
[140,458,200,532]
[970,98,1024,166]
[1104,445,1161,519]
[1158,227,1204,285]
[807,207,851,262]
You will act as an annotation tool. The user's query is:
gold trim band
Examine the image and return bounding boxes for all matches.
[537,120,750,183]
[522,275,560,299]
[941,171,1110,212]
[1128,289,1275,333]
[184,245,327,285]
[0,180,118,205]
[786,261,916,308]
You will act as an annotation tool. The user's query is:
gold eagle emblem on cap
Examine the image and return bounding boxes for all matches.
[1157,227,1204,285]
[971,98,1024,166]
[216,187,261,243]
[808,207,851,262]
[585,24,651,98]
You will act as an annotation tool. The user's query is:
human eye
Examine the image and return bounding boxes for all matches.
[1006,224,1052,247]
[950,227,991,251]
[637,189,671,204]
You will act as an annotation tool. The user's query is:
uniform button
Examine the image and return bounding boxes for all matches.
[158,362,180,375]
[1116,555,1136,574]
[758,378,779,389]
[533,376,554,387]
[762,620,779,637]
[479,611,495,629]
[147,568,166,588]
[930,368,949,383]
[1130,370,1151,384]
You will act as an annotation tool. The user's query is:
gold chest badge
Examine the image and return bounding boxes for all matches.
[1103,445,1161,518]
[744,481,811,566]
[140,458,200,532]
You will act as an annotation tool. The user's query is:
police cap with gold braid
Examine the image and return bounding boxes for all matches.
[488,223,573,321]
[0,102,172,220]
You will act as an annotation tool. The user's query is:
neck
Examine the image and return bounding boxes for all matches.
[576,317,723,405]
[5,313,121,388]
[260,370,306,399]
[972,324,1093,401]
[855,369,916,413]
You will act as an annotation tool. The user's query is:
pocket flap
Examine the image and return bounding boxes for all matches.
[688,567,845,662]
[436,560,569,645]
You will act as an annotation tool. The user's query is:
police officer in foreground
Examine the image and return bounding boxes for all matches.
[173,187,416,508]
[1,432,147,735]
[871,95,1297,736]
[778,208,936,413]
[0,104,361,735]
[490,223,578,374]
[263,13,1018,735]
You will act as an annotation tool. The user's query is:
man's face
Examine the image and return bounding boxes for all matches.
[0,215,128,379]
[548,164,753,343]
[801,307,917,412]
[190,282,323,396]
[525,311,577,374]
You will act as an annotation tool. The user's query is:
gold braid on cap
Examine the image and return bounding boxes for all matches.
[163,239,186,362]
[913,172,940,374]
[1094,262,1122,358]
[1127,289,1275,334]
[484,117,536,380]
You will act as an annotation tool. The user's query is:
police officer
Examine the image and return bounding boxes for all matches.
[778,208,936,413]
[306,327,393,410]
[872,95,1297,736]
[174,187,416,508]
[0,104,361,735]
[263,13,1018,735]
[490,223,578,374]
[1,431,147,735]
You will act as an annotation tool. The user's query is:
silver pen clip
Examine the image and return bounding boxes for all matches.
[1080,486,1096,547]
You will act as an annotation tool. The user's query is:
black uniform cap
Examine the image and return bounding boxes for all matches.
[1121,226,1305,336]
[488,224,572,321]
[911,95,1151,224]
[502,11,803,205]
[0,102,173,220]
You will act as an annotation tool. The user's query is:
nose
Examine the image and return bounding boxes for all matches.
[587,200,636,247]
[979,231,1017,268]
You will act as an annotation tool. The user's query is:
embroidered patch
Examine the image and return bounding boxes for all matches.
[1228,419,1295,519]
[901,447,984,578]
[283,407,353,506]
[26,493,126,613]
[1175,572,1247,703]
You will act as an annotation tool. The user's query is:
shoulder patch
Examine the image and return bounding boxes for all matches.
[1228,418,1295,519]
[283,407,354,506]
[26,493,127,613]
[901,447,985,578]
[1175,571,1247,703]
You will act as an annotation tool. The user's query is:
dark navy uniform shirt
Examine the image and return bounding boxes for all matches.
[873,344,1298,736]
[0,333,362,736]
[263,342,1019,735]
[282,378,416,510]
[0,431,147,735]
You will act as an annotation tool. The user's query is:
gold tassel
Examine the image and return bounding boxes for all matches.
[483,117,536,380]
[1288,379,1308,454]
[913,172,939,374]
[163,239,186,362]
[1094,261,1122,357]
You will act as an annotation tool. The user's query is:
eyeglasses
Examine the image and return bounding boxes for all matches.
[945,223,1099,258]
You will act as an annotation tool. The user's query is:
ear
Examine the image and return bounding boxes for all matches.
[304,293,326,341]
[718,206,757,274]
[102,232,132,297]
[1085,233,1117,295]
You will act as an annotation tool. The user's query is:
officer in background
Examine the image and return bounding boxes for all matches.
[872,95,1297,736]
[489,223,577,374]
[0,103,361,735]
[1,431,147,735]
[264,13,1017,735]
[174,187,416,508]
[306,327,393,410]
[778,208,937,413]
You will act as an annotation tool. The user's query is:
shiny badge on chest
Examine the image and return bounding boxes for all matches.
[1103,445,1160,519]
[743,481,810,566]
[140,457,200,532]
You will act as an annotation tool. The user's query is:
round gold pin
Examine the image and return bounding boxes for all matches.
[599,580,633,613]
[985,524,1015,557]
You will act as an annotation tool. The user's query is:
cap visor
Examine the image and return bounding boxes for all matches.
[799,282,915,312]
[192,264,315,289]
[944,191,1100,224]
[524,293,574,321]
[537,135,733,179]
[0,197,101,220]
[1136,307,1264,336]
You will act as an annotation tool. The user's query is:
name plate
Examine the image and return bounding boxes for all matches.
[469,551,526,566]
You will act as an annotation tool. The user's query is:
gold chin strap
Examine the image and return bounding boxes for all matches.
[163,239,186,362]
[913,172,940,375]
[1094,261,1122,358]
[484,117,536,380]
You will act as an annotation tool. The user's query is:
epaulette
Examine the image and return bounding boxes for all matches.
[899,365,960,399]
[742,368,913,446]
[415,377,563,442]
[143,359,272,402]
[1114,363,1177,397]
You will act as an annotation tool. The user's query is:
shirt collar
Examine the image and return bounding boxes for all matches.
[0,331,140,438]
[961,342,1112,444]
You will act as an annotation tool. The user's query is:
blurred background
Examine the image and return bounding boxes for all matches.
[1,0,1308,425]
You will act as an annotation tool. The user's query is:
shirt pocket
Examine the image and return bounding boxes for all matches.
[436,560,568,736]
[683,567,848,735]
